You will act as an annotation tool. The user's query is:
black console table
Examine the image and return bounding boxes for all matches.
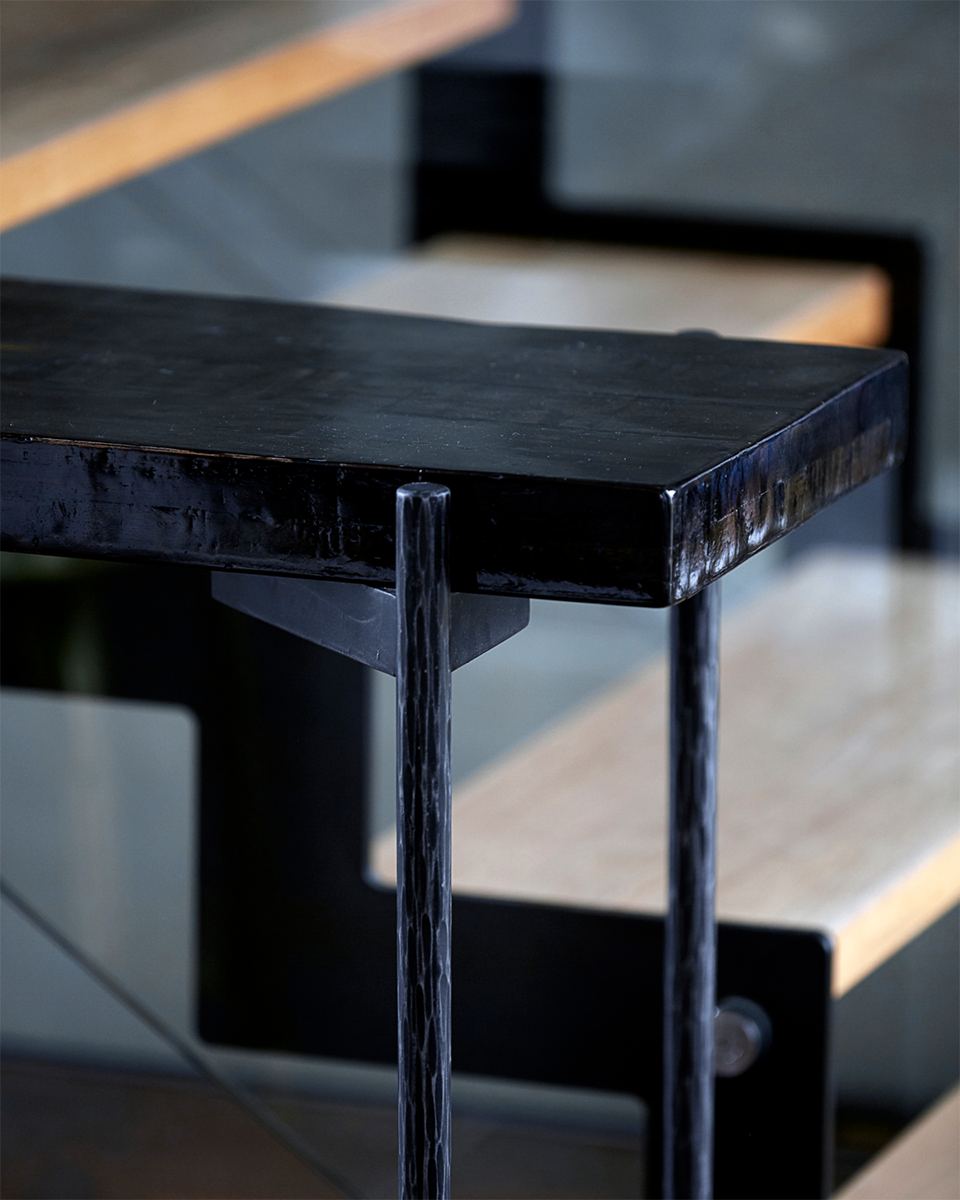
[1,277,906,1198]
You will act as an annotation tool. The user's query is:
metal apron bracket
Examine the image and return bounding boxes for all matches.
[212,566,529,678]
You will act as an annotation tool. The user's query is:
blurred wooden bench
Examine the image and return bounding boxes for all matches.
[349,232,957,1003]
[0,0,514,230]
[327,231,891,348]
[835,1085,959,1200]
[373,550,960,999]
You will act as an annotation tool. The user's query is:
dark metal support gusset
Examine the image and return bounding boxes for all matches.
[664,583,720,1200]
[396,482,453,1200]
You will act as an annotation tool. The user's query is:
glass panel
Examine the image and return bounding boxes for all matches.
[2,690,197,1043]
[1,683,647,1198]
[0,686,357,1198]
[1,899,344,1200]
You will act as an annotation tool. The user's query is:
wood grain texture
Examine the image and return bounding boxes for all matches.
[372,552,960,996]
[0,0,515,230]
[835,1086,959,1200]
[326,234,892,347]
[0,279,907,606]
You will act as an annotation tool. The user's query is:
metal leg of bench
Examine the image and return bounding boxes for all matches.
[664,583,720,1200]
[396,482,453,1200]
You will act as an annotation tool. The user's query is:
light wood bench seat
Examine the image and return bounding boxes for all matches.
[326,232,892,348]
[373,551,960,997]
[835,1085,959,1199]
[0,0,514,231]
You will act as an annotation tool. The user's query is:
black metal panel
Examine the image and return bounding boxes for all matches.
[2,279,906,604]
[415,68,547,238]
[192,604,830,1199]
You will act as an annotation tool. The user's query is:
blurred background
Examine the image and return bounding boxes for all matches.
[1,2,957,1197]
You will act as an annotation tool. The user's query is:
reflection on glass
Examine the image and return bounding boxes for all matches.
[0,686,356,1198]
[1,883,349,1200]
[1,682,645,1199]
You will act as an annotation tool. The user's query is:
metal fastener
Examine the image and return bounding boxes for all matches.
[714,998,771,1077]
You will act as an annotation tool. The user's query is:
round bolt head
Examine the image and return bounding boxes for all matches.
[714,1008,764,1077]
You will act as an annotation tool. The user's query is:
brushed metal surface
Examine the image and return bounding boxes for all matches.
[395,483,452,1200]
[211,571,528,674]
[665,585,720,1199]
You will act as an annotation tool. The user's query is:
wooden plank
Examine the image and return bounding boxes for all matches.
[326,233,891,347]
[835,1086,960,1200]
[371,552,960,995]
[1,278,906,606]
[0,0,515,231]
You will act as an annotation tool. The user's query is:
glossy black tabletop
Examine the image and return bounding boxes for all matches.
[1,279,906,604]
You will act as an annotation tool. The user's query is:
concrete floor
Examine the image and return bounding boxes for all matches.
[1,1056,644,1200]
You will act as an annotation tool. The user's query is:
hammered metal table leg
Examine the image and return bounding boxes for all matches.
[396,482,453,1200]
[664,584,720,1200]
